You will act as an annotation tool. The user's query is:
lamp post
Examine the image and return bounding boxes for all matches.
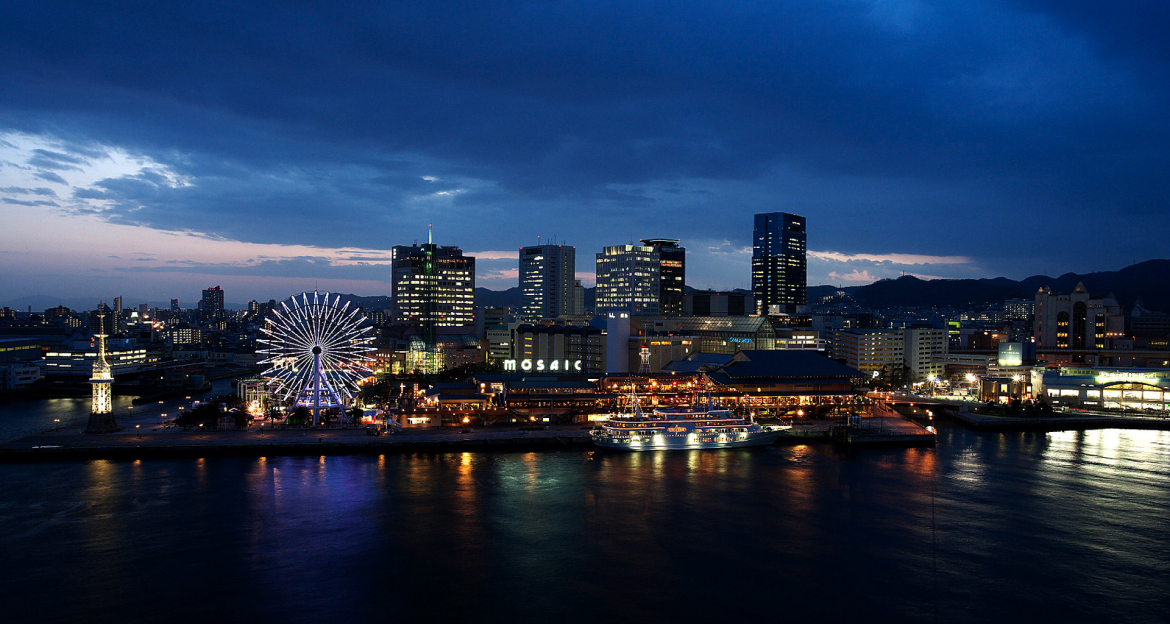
[53,418,60,431]
[135,424,141,439]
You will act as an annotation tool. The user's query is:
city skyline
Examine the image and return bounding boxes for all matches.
[3,3,1169,301]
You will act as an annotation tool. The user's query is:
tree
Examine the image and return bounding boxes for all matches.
[286,406,311,426]
[348,405,365,424]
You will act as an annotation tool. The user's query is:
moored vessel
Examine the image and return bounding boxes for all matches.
[591,400,785,450]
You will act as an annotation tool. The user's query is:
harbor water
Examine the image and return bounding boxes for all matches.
[0,424,1167,623]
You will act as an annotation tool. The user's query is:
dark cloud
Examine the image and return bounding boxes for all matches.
[33,171,68,184]
[0,186,56,196]
[2,197,58,207]
[114,256,389,281]
[0,1,1168,287]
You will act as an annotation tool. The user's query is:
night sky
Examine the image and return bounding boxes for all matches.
[1,2,1167,304]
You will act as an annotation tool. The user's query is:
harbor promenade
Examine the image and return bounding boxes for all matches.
[0,410,937,460]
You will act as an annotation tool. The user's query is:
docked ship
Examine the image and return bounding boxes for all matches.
[591,400,786,451]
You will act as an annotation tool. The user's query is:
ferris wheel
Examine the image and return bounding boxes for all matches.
[257,291,374,425]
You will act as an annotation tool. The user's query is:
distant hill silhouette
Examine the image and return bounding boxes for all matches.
[317,264,1170,315]
[844,259,1170,312]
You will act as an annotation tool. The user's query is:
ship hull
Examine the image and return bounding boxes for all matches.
[592,429,781,451]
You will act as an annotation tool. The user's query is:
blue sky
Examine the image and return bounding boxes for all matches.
[1,1,1167,304]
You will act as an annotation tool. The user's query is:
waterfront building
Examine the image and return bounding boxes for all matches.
[43,344,157,378]
[595,244,660,315]
[391,240,476,329]
[519,244,576,321]
[752,212,806,315]
[1033,282,1125,357]
[0,363,42,391]
[607,315,778,374]
[1035,366,1170,415]
[511,323,605,374]
[829,329,904,377]
[829,327,947,383]
[640,238,685,316]
[903,328,948,382]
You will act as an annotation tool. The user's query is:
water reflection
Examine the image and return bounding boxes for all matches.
[1,429,1169,623]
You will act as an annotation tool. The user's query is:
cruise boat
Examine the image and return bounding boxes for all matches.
[591,400,786,451]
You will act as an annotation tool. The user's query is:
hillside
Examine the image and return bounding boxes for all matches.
[847,259,1170,312]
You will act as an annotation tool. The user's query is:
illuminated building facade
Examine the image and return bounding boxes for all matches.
[512,323,605,373]
[1034,282,1125,359]
[640,238,685,316]
[519,244,576,321]
[391,243,476,329]
[595,244,660,315]
[752,212,806,314]
[1036,366,1170,415]
[830,327,946,382]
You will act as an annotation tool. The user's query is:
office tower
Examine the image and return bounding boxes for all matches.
[391,241,476,330]
[200,286,225,321]
[640,238,685,316]
[519,244,576,321]
[595,244,660,315]
[752,212,806,314]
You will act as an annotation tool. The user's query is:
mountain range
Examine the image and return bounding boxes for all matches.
[5,260,1168,314]
[823,259,1170,312]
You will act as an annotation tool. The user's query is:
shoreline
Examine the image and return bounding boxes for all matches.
[0,414,936,462]
[6,404,1167,463]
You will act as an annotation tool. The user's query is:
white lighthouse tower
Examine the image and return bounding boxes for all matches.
[86,313,120,433]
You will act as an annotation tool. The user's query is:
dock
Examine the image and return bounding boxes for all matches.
[0,407,942,461]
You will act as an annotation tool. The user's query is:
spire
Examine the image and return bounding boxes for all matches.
[428,223,433,245]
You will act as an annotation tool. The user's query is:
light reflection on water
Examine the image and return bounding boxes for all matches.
[0,426,1167,623]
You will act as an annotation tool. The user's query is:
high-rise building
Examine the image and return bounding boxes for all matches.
[752,212,807,315]
[200,286,225,321]
[89,304,116,336]
[640,238,685,316]
[595,244,660,315]
[391,242,476,330]
[519,244,576,321]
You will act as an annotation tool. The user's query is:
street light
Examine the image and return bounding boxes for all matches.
[135,424,141,439]
[53,418,60,431]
